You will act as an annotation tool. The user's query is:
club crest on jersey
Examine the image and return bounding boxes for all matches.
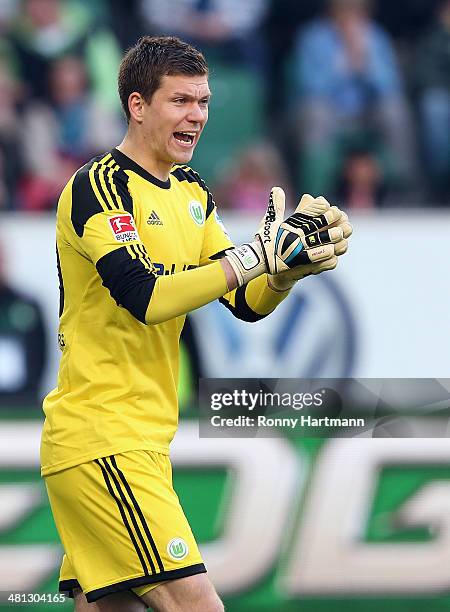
[189,201,205,226]
[108,214,139,243]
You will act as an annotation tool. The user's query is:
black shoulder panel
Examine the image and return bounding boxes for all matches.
[71,159,104,238]
[96,246,157,324]
[171,166,215,219]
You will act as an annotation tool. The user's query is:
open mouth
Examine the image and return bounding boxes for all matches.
[173,131,196,146]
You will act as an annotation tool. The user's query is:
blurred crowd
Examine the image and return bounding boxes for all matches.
[0,0,449,407]
[0,0,449,214]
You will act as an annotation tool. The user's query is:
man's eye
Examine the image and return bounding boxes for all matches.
[200,99,209,107]
[174,98,185,104]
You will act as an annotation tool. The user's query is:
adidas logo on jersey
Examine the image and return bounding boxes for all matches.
[147,210,163,226]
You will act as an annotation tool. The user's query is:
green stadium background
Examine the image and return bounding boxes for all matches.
[0,3,450,612]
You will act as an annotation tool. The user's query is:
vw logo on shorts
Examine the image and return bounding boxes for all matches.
[167,537,189,561]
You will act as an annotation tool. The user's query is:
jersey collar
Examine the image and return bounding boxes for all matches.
[111,148,171,189]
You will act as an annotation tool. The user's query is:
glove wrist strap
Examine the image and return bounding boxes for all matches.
[225,241,266,287]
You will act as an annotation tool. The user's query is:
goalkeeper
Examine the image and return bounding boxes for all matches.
[41,35,352,612]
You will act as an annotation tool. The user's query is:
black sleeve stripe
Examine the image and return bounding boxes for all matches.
[128,243,138,259]
[106,163,127,212]
[108,166,129,215]
[92,156,134,214]
[127,244,153,273]
[96,246,157,324]
[95,162,132,212]
[127,244,155,275]
[111,165,134,215]
[219,286,266,323]
[135,244,154,272]
[89,163,112,212]
[94,165,115,210]
[71,161,107,237]
[171,165,215,219]
[104,166,121,211]
[126,244,138,259]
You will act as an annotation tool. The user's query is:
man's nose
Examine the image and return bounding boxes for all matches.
[187,103,206,123]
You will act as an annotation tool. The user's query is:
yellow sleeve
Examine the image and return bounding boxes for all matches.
[145,261,229,325]
[244,274,290,314]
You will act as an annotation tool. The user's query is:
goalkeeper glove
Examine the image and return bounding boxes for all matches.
[225,187,344,287]
[268,194,353,291]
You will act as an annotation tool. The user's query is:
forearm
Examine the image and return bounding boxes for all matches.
[244,274,290,315]
[145,260,236,325]
[220,274,290,322]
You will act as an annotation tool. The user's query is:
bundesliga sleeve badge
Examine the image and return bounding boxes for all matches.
[108,214,139,243]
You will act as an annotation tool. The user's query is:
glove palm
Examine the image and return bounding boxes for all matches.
[268,194,352,291]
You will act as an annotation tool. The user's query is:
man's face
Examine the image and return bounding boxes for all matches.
[140,73,210,166]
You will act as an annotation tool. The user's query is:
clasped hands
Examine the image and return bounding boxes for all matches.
[225,187,352,290]
[264,187,352,291]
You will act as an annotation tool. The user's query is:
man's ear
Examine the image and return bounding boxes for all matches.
[128,92,145,124]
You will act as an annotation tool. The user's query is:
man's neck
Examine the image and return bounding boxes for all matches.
[117,133,172,182]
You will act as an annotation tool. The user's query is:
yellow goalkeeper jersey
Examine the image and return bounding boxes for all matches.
[41,148,233,476]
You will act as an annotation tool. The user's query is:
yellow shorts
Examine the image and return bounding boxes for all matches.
[45,450,205,603]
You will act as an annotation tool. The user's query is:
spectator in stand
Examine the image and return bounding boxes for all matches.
[5,0,121,111]
[294,0,418,205]
[140,0,269,75]
[20,55,124,211]
[415,0,450,202]
[214,142,291,212]
[338,145,383,208]
[0,241,47,407]
[0,62,24,210]
[263,0,317,121]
